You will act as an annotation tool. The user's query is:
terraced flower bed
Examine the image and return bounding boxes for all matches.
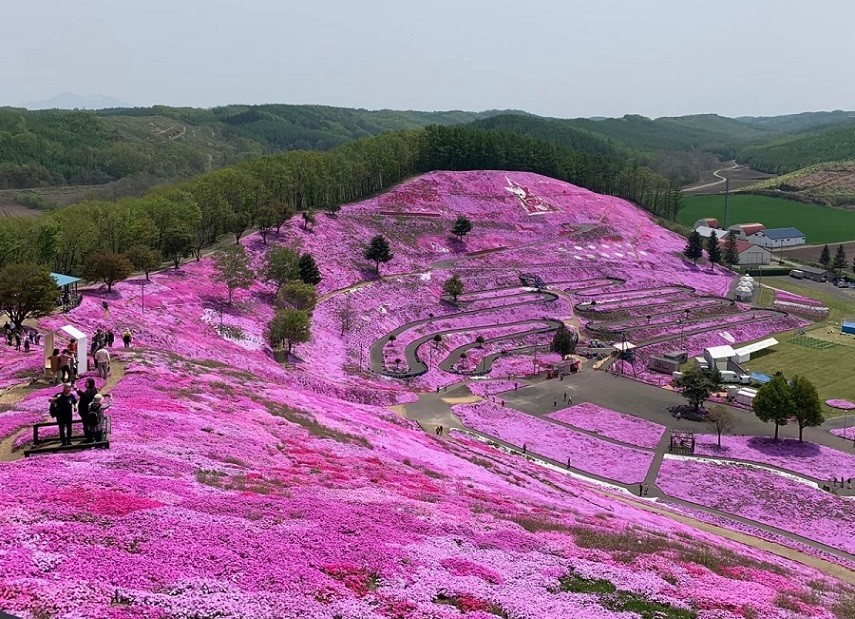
[547,403,665,449]
[692,435,855,480]
[454,401,654,483]
[657,457,855,555]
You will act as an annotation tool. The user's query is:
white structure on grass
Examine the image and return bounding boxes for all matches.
[43,325,88,377]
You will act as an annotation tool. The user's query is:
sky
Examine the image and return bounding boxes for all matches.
[1,0,853,118]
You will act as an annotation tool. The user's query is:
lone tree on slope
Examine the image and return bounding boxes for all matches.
[213,244,254,304]
[832,244,848,274]
[264,246,301,291]
[451,215,473,241]
[268,308,311,355]
[277,280,318,314]
[722,231,739,267]
[550,325,578,358]
[364,235,393,274]
[819,244,832,269]
[752,372,794,441]
[684,231,704,264]
[705,406,735,448]
[442,273,464,303]
[125,245,162,281]
[673,366,720,413]
[706,232,721,270]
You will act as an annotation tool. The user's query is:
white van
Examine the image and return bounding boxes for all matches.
[789,269,804,279]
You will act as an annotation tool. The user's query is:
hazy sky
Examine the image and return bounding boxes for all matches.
[2,0,853,118]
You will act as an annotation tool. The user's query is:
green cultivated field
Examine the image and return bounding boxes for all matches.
[678,194,855,244]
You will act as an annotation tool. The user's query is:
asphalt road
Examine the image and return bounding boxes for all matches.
[764,275,855,303]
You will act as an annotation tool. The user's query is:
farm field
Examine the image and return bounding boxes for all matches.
[678,194,855,244]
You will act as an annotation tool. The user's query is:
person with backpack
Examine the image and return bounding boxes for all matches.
[49,383,78,446]
[84,393,108,442]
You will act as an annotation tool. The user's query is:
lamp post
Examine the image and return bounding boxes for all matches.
[140,281,148,312]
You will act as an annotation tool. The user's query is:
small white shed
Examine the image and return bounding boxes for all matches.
[703,345,735,370]
[43,325,88,377]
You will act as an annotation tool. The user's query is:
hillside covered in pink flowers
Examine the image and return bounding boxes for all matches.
[0,171,848,619]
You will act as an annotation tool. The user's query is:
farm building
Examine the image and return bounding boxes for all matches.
[693,217,721,229]
[733,240,771,266]
[728,223,766,238]
[843,320,855,335]
[747,227,806,248]
[795,265,831,282]
[693,225,725,239]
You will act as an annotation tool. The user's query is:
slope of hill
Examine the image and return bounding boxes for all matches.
[737,110,855,133]
[736,123,855,174]
[1,170,850,618]
[742,160,855,207]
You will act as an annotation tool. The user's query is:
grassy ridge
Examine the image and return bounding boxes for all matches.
[678,194,855,244]
[742,161,855,207]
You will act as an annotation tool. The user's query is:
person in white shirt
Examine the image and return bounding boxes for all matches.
[93,347,110,379]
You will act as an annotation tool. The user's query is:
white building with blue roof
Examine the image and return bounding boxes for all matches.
[745,226,806,248]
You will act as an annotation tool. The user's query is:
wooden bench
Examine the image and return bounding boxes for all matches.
[24,416,111,457]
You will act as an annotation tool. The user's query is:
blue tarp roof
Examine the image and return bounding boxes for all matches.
[762,227,805,240]
[50,272,81,287]
[750,371,772,384]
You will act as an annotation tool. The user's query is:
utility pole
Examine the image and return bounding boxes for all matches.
[141,281,147,312]
[723,177,730,229]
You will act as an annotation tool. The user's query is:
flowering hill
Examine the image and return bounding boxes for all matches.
[0,171,843,618]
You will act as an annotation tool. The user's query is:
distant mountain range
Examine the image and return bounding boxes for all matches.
[21,93,131,110]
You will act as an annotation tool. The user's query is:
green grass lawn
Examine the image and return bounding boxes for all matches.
[744,279,855,415]
[679,194,855,244]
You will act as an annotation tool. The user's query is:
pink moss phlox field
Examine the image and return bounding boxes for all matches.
[0,171,847,619]
[826,399,855,410]
[692,435,855,479]
[830,426,855,440]
[453,400,654,483]
[657,457,855,555]
[547,403,665,449]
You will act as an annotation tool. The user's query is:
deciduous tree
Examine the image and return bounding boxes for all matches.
[276,280,317,313]
[684,231,703,264]
[673,366,720,412]
[264,246,300,290]
[789,374,823,442]
[213,245,254,304]
[0,263,58,326]
[84,251,133,292]
[364,235,393,274]
[442,273,464,303]
[705,405,734,448]
[550,325,578,357]
[753,372,794,440]
[268,308,310,354]
[161,226,195,269]
[124,245,162,280]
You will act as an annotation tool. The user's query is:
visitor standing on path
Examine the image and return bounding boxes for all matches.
[106,329,115,347]
[58,349,72,383]
[122,328,132,349]
[94,347,110,379]
[76,378,98,429]
[50,383,78,446]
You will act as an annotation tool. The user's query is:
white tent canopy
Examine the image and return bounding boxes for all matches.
[43,325,88,377]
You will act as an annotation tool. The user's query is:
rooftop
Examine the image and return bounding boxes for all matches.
[760,227,806,240]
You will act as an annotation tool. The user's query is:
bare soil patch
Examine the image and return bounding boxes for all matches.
[781,240,855,261]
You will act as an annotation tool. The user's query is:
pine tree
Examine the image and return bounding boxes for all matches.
[723,230,739,266]
[451,215,473,241]
[832,244,847,273]
[819,244,831,269]
[706,231,721,269]
[297,253,322,285]
[683,231,703,264]
[364,235,393,274]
